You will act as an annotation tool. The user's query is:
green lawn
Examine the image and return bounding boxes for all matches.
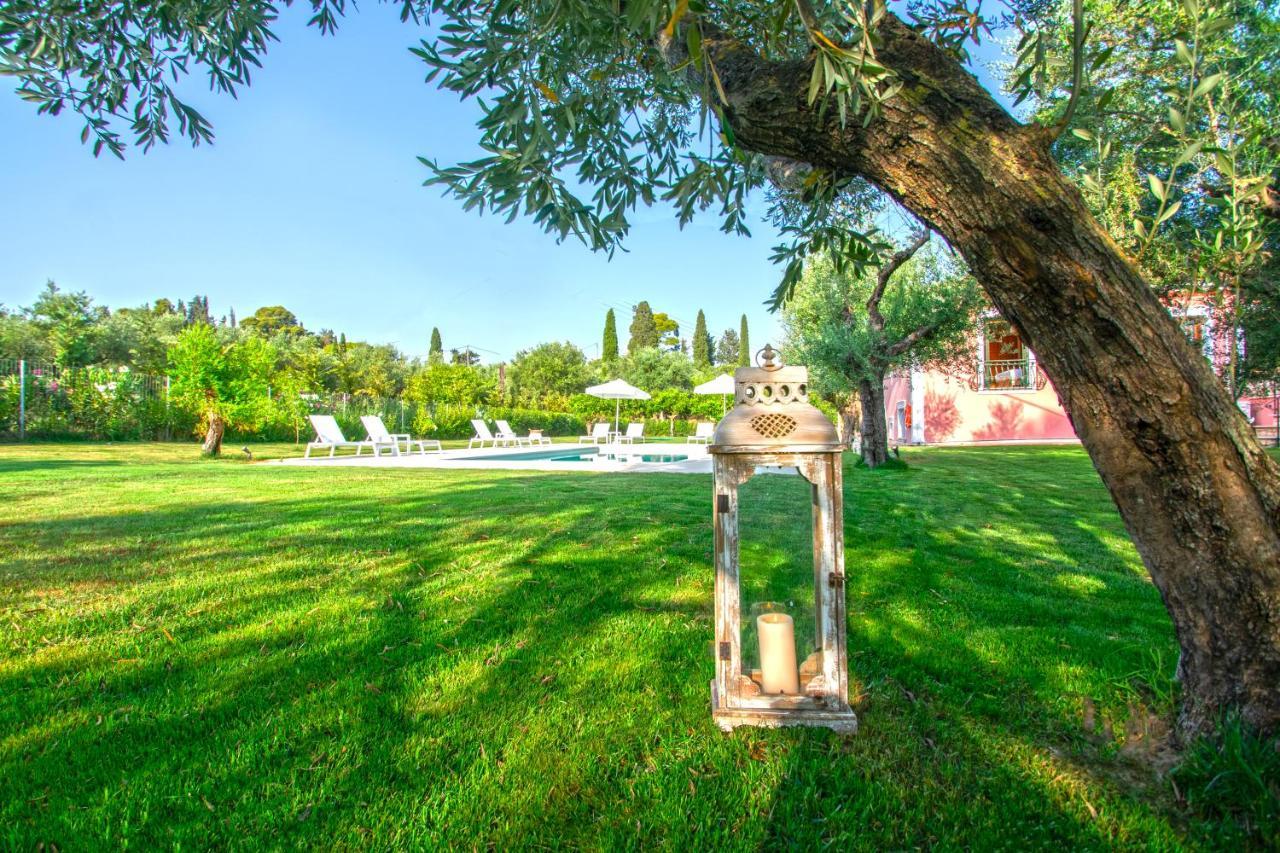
[0,442,1267,848]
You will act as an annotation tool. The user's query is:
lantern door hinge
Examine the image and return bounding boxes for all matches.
[719,641,731,660]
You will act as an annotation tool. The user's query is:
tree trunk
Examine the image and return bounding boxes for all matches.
[858,374,889,468]
[838,396,860,450]
[668,13,1280,736]
[201,413,225,457]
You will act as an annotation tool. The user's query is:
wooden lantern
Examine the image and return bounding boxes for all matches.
[709,345,857,734]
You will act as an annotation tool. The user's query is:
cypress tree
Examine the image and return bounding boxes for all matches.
[628,301,658,352]
[739,314,750,366]
[429,327,444,363]
[692,309,711,367]
[602,309,619,360]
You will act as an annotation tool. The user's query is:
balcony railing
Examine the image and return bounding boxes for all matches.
[979,358,1036,391]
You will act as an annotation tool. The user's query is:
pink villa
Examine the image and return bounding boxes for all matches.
[883,305,1279,447]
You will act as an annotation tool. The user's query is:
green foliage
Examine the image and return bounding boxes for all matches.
[167,324,274,438]
[691,310,711,367]
[652,311,680,351]
[601,309,619,361]
[332,342,409,398]
[482,407,586,439]
[0,305,53,361]
[450,347,480,366]
[738,314,751,367]
[0,365,173,440]
[412,402,474,439]
[715,329,740,366]
[28,281,99,366]
[628,301,658,353]
[782,243,981,397]
[94,304,187,374]
[240,306,305,338]
[567,385,724,427]
[1017,0,1279,394]
[406,362,496,411]
[14,0,1273,369]
[617,347,693,392]
[429,327,443,363]
[1238,269,1280,390]
[507,341,590,408]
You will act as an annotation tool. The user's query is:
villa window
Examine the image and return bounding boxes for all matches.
[1183,315,1206,344]
[1175,307,1213,360]
[979,319,1035,391]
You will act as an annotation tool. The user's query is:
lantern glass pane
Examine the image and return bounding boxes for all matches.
[737,471,821,697]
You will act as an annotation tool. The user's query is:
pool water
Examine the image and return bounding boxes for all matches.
[458,447,689,464]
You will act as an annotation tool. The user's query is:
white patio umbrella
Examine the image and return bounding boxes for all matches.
[586,378,651,433]
[694,373,735,415]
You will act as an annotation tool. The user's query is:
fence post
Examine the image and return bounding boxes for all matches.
[18,359,25,441]
[164,375,172,441]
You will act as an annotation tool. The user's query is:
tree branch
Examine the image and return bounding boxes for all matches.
[1048,0,1086,144]
[1262,184,1280,221]
[885,320,943,358]
[792,0,820,35]
[866,229,929,329]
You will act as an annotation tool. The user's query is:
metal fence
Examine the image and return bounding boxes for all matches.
[0,357,428,443]
[0,358,173,440]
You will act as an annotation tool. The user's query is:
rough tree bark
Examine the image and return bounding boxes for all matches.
[837,396,860,449]
[201,412,225,457]
[660,14,1280,737]
[857,374,889,468]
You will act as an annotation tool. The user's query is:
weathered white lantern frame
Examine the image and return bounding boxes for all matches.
[709,347,857,734]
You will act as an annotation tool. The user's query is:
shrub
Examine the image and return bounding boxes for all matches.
[483,407,585,438]
[415,403,476,439]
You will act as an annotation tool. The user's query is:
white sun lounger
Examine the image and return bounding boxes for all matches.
[494,420,533,446]
[470,419,516,449]
[496,420,549,446]
[579,422,611,444]
[305,414,395,458]
[617,422,645,444]
[689,422,715,444]
[361,415,441,455]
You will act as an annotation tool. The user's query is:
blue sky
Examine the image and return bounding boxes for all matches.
[0,6,1012,363]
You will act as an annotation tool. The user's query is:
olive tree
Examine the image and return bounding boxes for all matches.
[5,0,1279,737]
[168,324,274,456]
[784,235,981,466]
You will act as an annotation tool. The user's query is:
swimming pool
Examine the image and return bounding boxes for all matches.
[458,447,689,464]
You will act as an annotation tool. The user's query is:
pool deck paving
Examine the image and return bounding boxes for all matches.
[273,441,718,474]
[271,441,805,476]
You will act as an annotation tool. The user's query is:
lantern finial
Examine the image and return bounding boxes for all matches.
[709,348,841,452]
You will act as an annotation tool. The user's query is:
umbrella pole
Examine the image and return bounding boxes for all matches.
[615,398,620,436]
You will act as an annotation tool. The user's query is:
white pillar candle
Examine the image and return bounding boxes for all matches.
[757,613,800,695]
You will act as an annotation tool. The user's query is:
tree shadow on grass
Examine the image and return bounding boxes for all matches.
[0,456,1193,848]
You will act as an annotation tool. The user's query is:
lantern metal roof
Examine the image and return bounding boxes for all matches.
[709,345,842,454]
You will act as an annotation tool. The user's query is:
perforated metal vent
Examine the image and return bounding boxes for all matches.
[750,413,797,439]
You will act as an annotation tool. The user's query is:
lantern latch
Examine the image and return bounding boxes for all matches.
[828,573,845,589]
